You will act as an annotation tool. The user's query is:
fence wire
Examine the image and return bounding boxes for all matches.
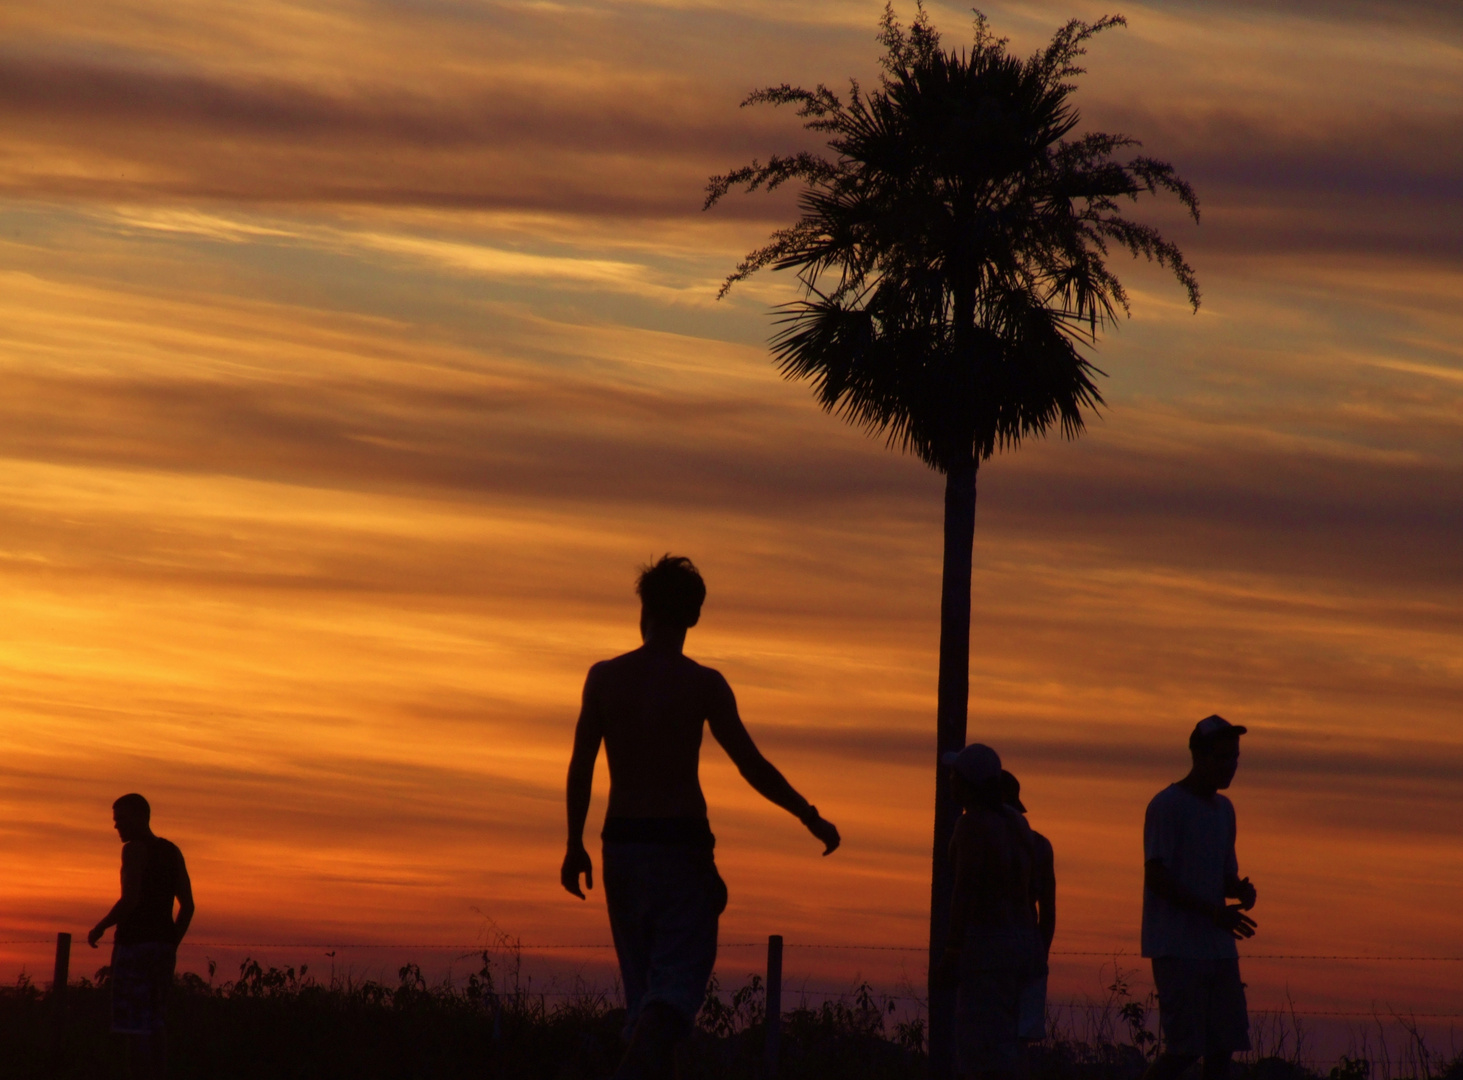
[5,937,1462,962]
[6,934,1460,1018]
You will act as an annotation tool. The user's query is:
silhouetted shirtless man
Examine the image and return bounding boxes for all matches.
[1141,715,1257,1080]
[562,555,840,1080]
[88,793,194,1080]
[940,744,1041,1080]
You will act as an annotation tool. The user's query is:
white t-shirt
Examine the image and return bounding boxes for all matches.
[1141,783,1240,959]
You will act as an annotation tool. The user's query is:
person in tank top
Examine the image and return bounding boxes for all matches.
[89,793,194,1080]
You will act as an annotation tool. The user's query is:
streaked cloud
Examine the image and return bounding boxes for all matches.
[0,0,1459,1034]
[1,0,1457,266]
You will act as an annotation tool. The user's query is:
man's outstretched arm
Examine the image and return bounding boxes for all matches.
[706,676,839,855]
[561,669,604,898]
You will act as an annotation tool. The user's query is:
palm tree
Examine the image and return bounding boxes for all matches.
[705,4,1200,1073]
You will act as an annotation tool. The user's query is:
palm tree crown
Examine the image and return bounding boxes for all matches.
[705,5,1200,474]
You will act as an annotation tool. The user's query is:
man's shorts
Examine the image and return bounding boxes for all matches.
[603,841,726,1034]
[1018,974,1047,1042]
[1151,956,1250,1057]
[110,942,175,1035]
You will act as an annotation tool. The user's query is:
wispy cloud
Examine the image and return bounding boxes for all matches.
[1,0,1461,1014]
[1367,357,1463,385]
[2,0,1456,268]
[109,207,301,242]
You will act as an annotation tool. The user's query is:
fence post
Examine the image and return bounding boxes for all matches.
[52,931,71,1058]
[764,934,783,1079]
[52,932,71,998]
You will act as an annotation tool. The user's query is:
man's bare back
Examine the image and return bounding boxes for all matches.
[563,640,839,899]
[587,648,719,819]
[562,556,839,900]
[581,647,767,820]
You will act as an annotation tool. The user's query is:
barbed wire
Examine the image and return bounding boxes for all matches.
[5,938,1462,962]
[517,983,1463,1018]
[8,935,1459,1021]
[341,985,1463,1019]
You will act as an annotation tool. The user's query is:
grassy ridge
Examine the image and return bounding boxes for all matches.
[1,957,1458,1080]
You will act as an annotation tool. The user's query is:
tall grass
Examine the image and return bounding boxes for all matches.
[1,955,1458,1080]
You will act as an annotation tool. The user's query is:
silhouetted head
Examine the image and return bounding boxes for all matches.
[1188,714,1246,791]
[1000,769,1027,814]
[636,555,706,639]
[112,793,152,842]
[943,743,1003,809]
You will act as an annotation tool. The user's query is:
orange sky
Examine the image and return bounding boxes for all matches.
[1,0,1460,1043]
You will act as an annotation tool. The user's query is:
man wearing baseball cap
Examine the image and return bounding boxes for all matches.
[940,744,1041,1080]
[1141,715,1258,1080]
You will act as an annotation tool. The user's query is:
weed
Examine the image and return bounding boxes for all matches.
[1,962,1458,1080]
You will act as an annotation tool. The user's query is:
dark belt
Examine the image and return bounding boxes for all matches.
[602,815,715,848]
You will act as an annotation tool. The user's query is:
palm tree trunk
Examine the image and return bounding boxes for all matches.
[927,452,977,1079]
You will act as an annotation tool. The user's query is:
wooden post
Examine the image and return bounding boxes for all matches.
[52,932,71,1059]
[52,932,71,997]
[764,934,783,1079]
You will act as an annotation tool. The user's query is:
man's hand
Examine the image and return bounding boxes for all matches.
[1233,876,1257,911]
[805,813,840,856]
[87,925,105,949]
[560,843,593,899]
[1213,903,1257,940]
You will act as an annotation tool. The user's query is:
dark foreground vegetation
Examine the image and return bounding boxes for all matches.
[2,956,1459,1080]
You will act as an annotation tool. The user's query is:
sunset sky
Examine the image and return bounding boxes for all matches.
[1,0,1460,1038]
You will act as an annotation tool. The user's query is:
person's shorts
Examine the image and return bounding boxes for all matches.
[955,924,1042,1076]
[1151,956,1250,1057]
[956,964,1024,1074]
[110,942,175,1035]
[1018,974,1047,1042]
[603,841,726,1034]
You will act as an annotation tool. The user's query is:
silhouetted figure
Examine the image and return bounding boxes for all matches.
[561,556,840,1080]
[1001,770,1055,1051]
[88,793,194,1080]
[1140,716,1257,1080]
[939,745,1042,1080]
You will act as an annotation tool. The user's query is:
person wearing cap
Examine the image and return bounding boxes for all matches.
[1141,715,1258,1080]
[940,744,1042,1080]
[1001,771,1055,1048]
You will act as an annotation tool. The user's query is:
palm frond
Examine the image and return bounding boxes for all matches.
[706,6,1198,473]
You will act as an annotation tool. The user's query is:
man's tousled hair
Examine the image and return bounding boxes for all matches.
[636,555,706,630]
[113,793,151,821]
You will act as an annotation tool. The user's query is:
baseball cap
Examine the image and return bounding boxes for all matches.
[941,743,1001,785]
[999,769,1027,813]
[1189,714,1248,749]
